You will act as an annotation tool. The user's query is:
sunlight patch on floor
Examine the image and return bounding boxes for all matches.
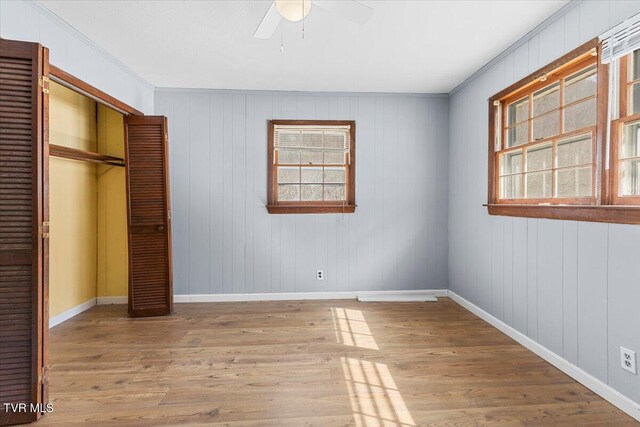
[341,357,416,427]
[331,307,379,350]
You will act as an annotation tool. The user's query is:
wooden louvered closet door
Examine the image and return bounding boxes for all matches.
[124,116,173,317]
[0,39,48,426]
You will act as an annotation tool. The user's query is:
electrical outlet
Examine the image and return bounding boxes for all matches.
[620,347,637,374]
[316,270,324,280]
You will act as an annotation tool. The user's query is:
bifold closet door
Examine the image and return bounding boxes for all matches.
[124,116,173,317]
[0,38,48,426]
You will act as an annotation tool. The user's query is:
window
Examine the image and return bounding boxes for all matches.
[611,49,640,205]
[496,50,597,204]
[488,38,640,224]
[267,120,356,214]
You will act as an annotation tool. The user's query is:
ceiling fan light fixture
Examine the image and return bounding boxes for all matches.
[276,0,311,22]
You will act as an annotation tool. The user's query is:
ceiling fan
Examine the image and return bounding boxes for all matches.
[253,0,374,39]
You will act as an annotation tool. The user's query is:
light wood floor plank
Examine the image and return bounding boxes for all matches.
[36,298,635,426]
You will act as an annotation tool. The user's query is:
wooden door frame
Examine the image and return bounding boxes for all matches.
[48,65,143,116]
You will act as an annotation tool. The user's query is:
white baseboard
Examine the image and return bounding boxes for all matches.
[96,296,127,305]
[447,290,640,422]
[175,289,447,303]
[49,298,96,328]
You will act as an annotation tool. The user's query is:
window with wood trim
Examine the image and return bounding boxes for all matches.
[494,49,598,204]
[611,49,640,205]
[267,120,356,214]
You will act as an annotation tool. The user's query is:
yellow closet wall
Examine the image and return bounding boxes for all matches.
[49,82,98,317]
[97,104,128,298]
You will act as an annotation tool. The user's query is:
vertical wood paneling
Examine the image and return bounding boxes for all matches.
[171,93,190,295]
[231,94,245,294]
[576,222,608,382]
[156,90,448,297]
[490,217,504,319]
[417,98,432,289]
[607,224,640,403]
[503,218,514,326]
[209,94,224,294]
[222,94,233,294]
[188,93,210,294]
[447,1,640,406]
[537,220,563,356]
[434,98,449,289]
[562,220,578,365]
[252,95,272,294]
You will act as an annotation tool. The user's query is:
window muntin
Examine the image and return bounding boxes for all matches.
[611,49,640,205]
[268,120,355,213]
[629,50,640,115]
[275,127,349,203]
[498,58,597,203]
[618,119,640,197]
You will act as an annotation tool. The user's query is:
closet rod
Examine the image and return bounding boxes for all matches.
[49,144,125,167]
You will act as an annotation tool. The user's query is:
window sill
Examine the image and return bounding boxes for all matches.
[486,204,640,224]
[266,204,356,214]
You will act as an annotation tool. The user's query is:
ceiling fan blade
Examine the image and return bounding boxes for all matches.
[312,0,373,24]
[253,2,282,39]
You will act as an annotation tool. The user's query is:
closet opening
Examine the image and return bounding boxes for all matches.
[48,80,128,321]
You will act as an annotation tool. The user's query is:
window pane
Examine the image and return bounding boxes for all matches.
[620,159,640,196]
[301,150,324,164]
[622,121,640,159]
[633,50,640,81]
[526,171,552,198]
[557,134,591,168]
[533,83,559,116]
[324,151,346,164]
[301,167,322,183]
[632,83,640,115]
[302,131,323,148]
[278,131,300,147]
[500,150,522,175]
[526,143,552,172]
[324,184,345,201]
[278,167,300,183]
[278,184,300,201]
[557,166,592,197]
[278,149,300,164]
[563,98,596,132]
[324,167,346,183]
[507,97,529,125]
[500,175,522,198]
[507,123,529,147]
[301,185,323,201]
[324,132,347,149]
[532,113,559,141]
[564,66,597,105]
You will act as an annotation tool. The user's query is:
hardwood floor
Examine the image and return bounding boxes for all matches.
[38,298,635,426]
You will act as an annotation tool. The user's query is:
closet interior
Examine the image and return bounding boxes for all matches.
[48,81,128,319]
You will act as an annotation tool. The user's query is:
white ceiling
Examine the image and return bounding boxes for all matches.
[39,0,568,93]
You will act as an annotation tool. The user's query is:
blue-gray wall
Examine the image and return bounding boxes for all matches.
[0,0,154,114]
[155,90,449,295]
[448,0,640,405]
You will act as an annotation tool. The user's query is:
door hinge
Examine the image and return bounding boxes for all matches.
[41,221,50,239]
[40,76,50,94]
[39,365,49,385]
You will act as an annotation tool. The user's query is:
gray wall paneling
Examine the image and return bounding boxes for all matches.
[448,0,640,405]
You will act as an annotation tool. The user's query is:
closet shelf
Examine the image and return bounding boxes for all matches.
[49,144,125,167]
